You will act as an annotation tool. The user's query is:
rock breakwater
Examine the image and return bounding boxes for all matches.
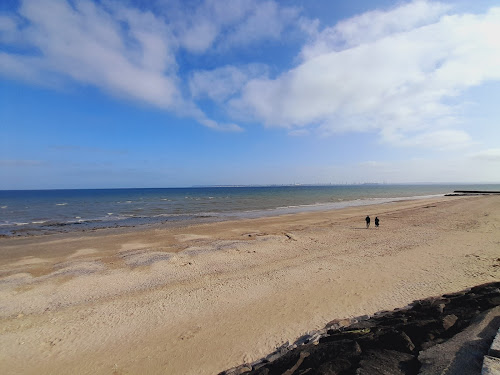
[221,282,500,375]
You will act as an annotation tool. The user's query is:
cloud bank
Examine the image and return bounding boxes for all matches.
[1,0,500,147]
[231,1,500,148]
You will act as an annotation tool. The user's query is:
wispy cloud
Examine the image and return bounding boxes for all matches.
[220,1,298,49]
[1,0,180,107]
[162,0,299,53]
[299,0,451,60]
[189,64,268,102]
[0,0,298,132]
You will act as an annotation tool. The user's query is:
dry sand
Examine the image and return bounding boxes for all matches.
[0,195,499,374]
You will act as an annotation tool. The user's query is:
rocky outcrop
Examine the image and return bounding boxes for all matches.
[220,282,500,375]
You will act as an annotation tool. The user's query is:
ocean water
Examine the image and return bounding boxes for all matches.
[0,184,498,236]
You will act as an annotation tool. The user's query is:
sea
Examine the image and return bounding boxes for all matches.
[1,184,498,236]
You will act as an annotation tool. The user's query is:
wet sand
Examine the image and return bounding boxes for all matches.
[0,195,499,374]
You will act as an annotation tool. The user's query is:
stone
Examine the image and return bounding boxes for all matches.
[435,303,446,314]
[482,356,500,375]
[306,332,322,345]
[418,306,500,375]
[237,366,252,374]
[487,296,500,307]
[265,342,290,363]
[251,361,267,371]
[379,330,416,353]
[489,328,500,358]
[442,314,458,330]
[223,365,252,375]
[326,318,351,330]
[357,349,418,375]
[281,351,309,375]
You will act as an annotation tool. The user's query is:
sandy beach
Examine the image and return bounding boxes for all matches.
[0,195,499,374]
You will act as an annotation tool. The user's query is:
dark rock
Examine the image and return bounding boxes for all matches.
[356,349,418,375]
[255,340,362,375]
[402,320,441,348]
[379,330,416,353]
[252,368,269,375]
[487,296,500,307]
[315,357,352,374]
[321,328,372,343]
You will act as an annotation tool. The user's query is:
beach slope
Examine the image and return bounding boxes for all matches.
[0,195,499,374]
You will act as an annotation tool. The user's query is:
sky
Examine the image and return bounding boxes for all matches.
[1,0,500,189]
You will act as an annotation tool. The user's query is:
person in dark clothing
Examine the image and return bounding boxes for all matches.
[365,215,370,228]
[375,217,379,228]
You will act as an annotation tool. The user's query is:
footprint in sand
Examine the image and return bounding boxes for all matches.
[178,326,201,341]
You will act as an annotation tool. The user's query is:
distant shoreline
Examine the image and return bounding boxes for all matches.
[454,190,500,194]
[445,190,500,196]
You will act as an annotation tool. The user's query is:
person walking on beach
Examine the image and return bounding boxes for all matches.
[365,215,370,228]
[375,217,379,228]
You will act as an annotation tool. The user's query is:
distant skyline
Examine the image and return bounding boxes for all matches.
[1,0,500,189]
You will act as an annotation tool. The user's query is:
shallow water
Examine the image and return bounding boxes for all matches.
[1,184,498,236]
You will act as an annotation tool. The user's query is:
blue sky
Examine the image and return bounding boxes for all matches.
[1,0,500,189]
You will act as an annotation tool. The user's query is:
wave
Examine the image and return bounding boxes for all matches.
[230,194,446,219]
[0,189,450,237]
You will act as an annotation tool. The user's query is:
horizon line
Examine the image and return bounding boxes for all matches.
[2,182,500,192]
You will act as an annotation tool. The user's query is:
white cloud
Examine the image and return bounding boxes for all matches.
[0,0,300,132]
[0,15,17,40]
[417,130,472,150]
[288,129,309,137]
[179,20,218,53]
[300,0,451,60]
[1,0,499,144]
[470,148,500,161]
[231,2,500,149]
[1,0,181,108]
[222,1,299,48]
[189,64,268,102]
[154,0,299,53]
